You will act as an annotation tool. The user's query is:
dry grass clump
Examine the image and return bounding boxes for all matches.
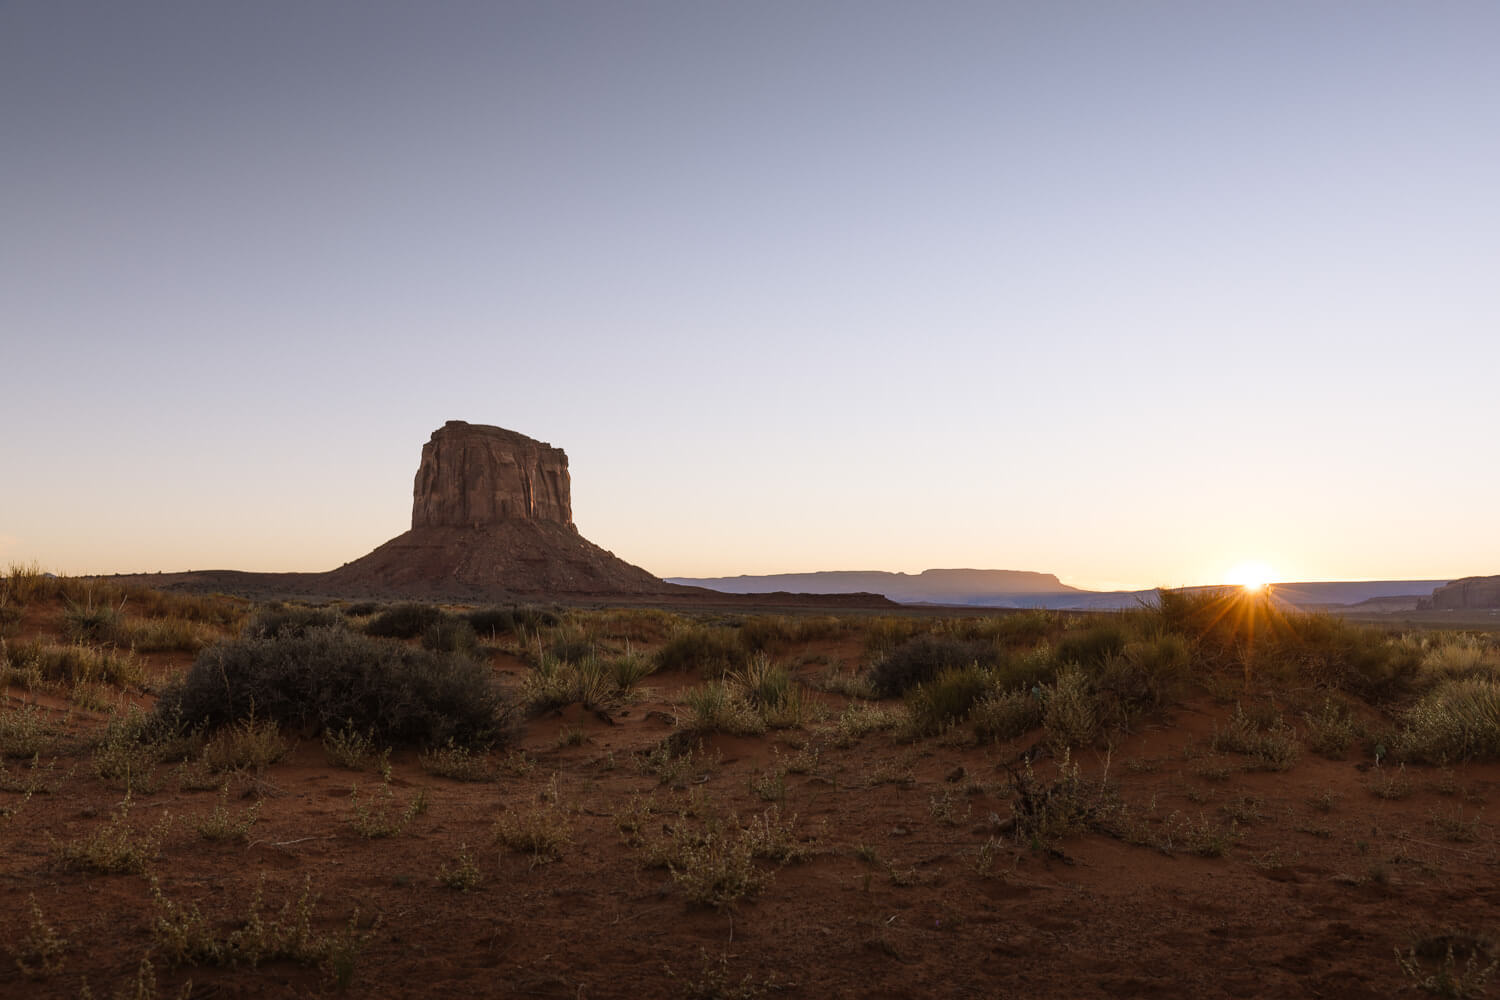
[436,844,484,891]
[52,796,168,875]
[418,739,493,782]
[493,777,572,863]
[151,876,366,985]
[6,639,144,690]
[1393,678,1500,764]
[0,701,58,759]
[655,626,750,679]
[347,780,428,838]
[200,714,289,773]
[1301,697,1358,759]
[680,681,767,736]
[1209,704,1300,771]
[195,786,262,842]
[734,653,807,729]
[522,652,619,714]
[1396,927,1497,999]
[12,895,68,979]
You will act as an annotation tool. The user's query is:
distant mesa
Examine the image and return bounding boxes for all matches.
[322,420,689,599]
[1421,576,1500,610]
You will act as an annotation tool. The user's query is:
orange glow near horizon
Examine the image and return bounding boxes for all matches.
[1225,561,1275,593]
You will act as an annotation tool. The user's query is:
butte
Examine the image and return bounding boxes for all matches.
[321,421,693,601]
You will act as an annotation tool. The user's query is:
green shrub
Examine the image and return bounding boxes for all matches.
[421,618,478,654]
[243,605,344,639]
[971,689,1044,743]
[1043,666,1098,750]
[154,627,513,749]
[905,663,991,735]
[364,602,447,640]
[867,633,998,698]
[341,601,382,617]
[1055,624,1127,668]
[63,598,122,643]
[738,616,795,653]
[655,627,749,679]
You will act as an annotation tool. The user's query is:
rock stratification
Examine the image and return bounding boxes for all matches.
[412,421,573,530]
[1426,576,1500,610]
[321,421,690,599]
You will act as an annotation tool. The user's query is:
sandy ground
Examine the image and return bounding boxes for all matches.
[3,603,1498,999]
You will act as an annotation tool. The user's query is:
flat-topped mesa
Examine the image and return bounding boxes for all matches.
[412,421,574,530]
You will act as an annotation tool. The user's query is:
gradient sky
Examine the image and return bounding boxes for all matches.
[3,2,1497,591]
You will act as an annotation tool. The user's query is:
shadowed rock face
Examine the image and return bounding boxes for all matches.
[412,421,573,530]
[1428,576,1500,609]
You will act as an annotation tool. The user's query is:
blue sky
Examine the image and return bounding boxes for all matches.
[3,2,1497,590]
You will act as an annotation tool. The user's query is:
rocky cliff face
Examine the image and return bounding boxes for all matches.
[412,421,573,530]
[1427,576,1500,610]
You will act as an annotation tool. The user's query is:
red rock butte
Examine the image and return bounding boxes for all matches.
[321,421,691,599]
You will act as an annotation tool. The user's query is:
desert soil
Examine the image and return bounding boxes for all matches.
[2,600,1497,1000]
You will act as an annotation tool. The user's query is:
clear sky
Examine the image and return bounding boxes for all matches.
[3,2,1497,592]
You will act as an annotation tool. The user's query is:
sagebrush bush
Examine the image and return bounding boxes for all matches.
[971,689,1044,743]
[364,602,448,640]
[867,633,998,698]
[421,618,478,654]
[1043,666,1098,750]
[1055,624,1127,668]
[655,627,749,679]
[243,605,344,639]
[905,663,991,735]
[154,627,513,749]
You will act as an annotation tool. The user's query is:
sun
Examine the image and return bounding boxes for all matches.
[1225,561,1276,593]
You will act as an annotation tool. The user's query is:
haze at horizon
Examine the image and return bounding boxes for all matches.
[3,2,1497,592]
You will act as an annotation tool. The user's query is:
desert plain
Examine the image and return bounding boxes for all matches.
[2,565,1499,1000]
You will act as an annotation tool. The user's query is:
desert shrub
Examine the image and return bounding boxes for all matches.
[905,663,991,735]
[1274,613,1423,703]
[866,634,999,698]
[681,681,767,736]
[1043,666,1099,750]
[155,627,513,749]
[1004,749,1121,848]
[8,639,144,689]
[738,616,795,653]
[860,617,929,658]
[341,601,383,617]
[0,702,56,758]
[1302,697,1358,759]
[63,597,123,643]
[522,653,617,714]
[1055,623,1128,668]
[735,654,805,729]
[364,602,447,640]
[0,602,22,638]
[243,605,344,639]
[1210,704,1299,771]
[119,615,211,653]
[655,627,749,679]
[971,689,1044,743]
[1421,636,1500,681]
[988,642,1059,694]
[5,562,53,604]
[610,649,656,689]
[544,623,596,663]
[1393,678,1500,764]
[1092,634,1191,726]
[421,618,478,654]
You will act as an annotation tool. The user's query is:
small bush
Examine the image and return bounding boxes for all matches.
[155,627,514,749]
[364,603,447,640]
[655,626,748,679]
[243,605,344,639]
[421,618,478,654]
[418,739,493,782]
[1043,666,1098,750]
[62,597,122,643]
[681,682,767,736]
[971,689,1044,743]
[52,797,167,875]
[1302,697,1357,759]
[522,653,617,715]
[348,781,428,838]
[905,663,991,735]
[1394,678,1500,764]
[1210,704,1299,771]
[1056,624,1127,668]
[867,634,998,698]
